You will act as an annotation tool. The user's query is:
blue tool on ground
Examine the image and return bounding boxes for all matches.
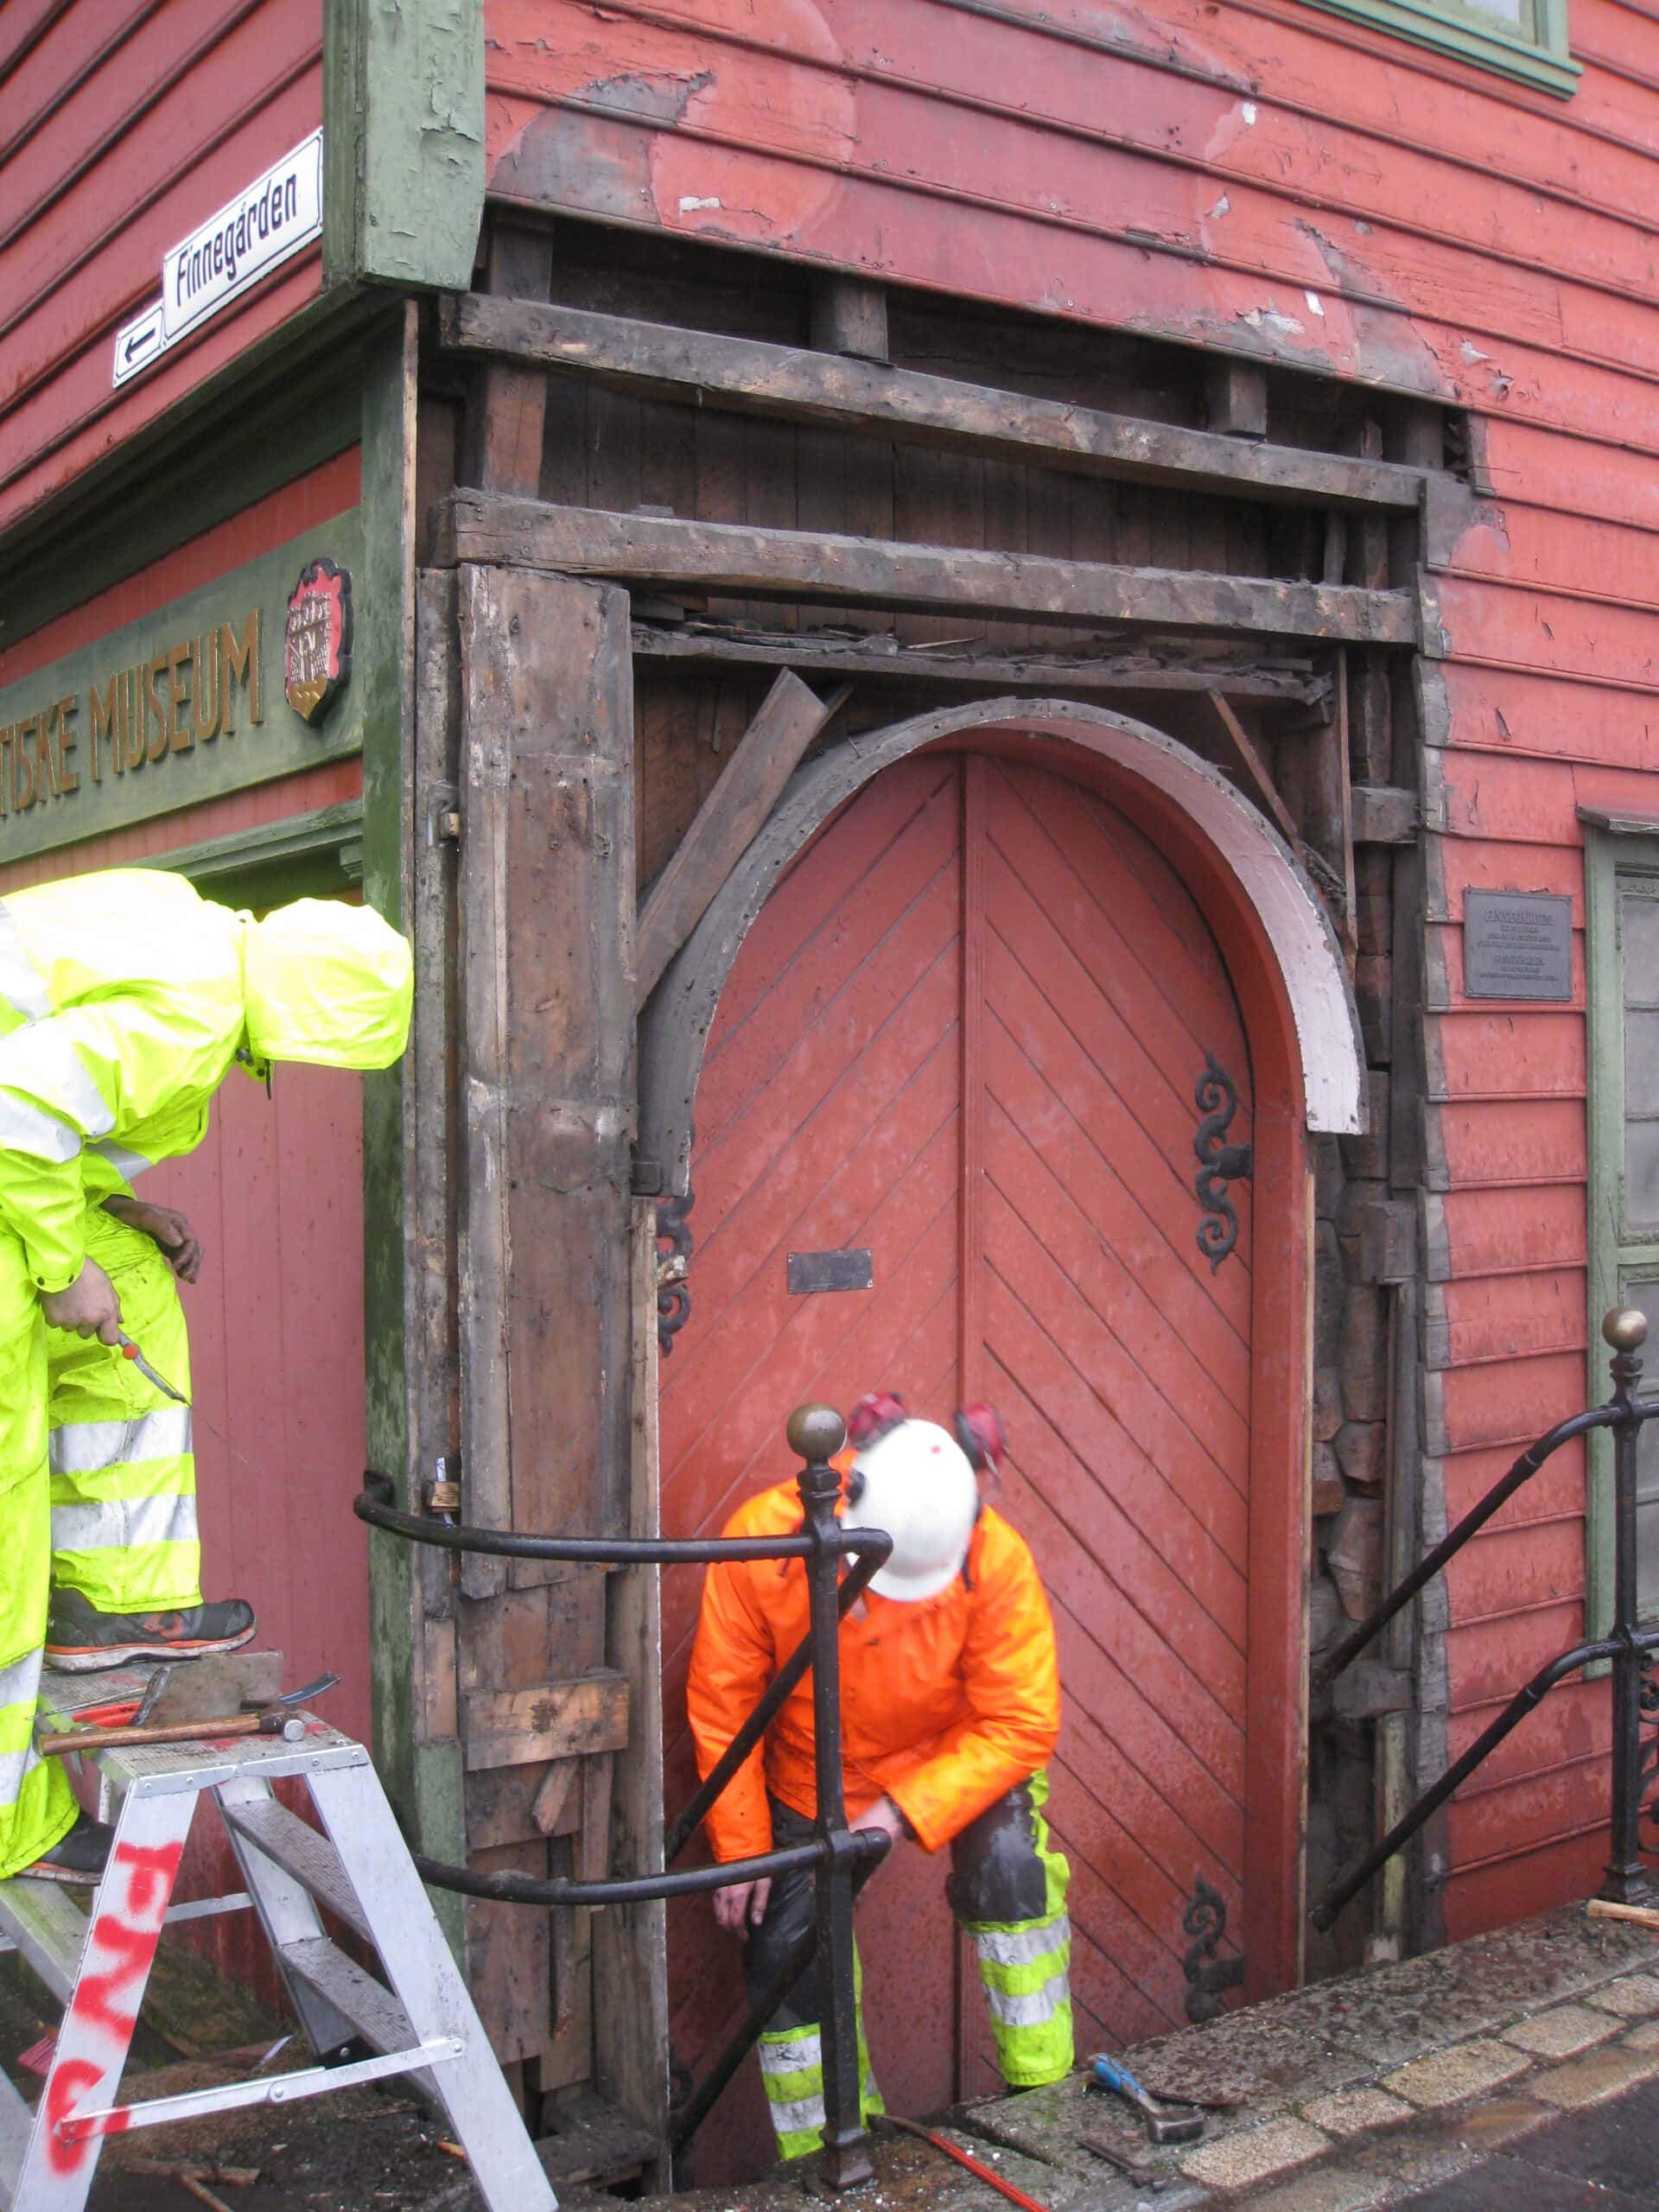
[1090,2054,1205,2145]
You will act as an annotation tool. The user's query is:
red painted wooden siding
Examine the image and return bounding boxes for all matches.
[486,0,1657,1945]
[660,752,1254,2177]
[0,0,325,538]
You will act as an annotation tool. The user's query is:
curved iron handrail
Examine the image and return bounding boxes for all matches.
[353,1415,893,2186]
[1312,1318,1659,1932]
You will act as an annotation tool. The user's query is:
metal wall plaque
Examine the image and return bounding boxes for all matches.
[1464,889,1573,1001]
[787,1249,874,1295]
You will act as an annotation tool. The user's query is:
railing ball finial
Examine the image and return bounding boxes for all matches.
[1604,1307,1649,1355]
[787,1403,847,1465]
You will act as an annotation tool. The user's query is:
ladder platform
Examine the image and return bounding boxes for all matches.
[0,1694,554,2212]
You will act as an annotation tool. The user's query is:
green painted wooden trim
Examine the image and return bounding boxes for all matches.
[324,0,484,294]
[1296,0,1580,95]
[137,798,365,891]
[1584,823,1659,1641]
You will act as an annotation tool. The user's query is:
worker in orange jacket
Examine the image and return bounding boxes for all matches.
[686,1395,1072,2162]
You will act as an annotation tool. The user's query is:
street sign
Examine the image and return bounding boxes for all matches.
[111,302,165,387]
[110,130,323,390]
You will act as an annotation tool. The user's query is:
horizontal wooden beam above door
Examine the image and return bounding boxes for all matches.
[631,621,1329,702]
[437,293,1425,516]
[430,493,1418,648]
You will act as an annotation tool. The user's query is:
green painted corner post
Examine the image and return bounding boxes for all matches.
[324,0,486,295]
[358,304,467,1952]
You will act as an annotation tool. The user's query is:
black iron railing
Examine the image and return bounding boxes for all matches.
[354,1404,891,2186]
[1312,1308,1659,1933]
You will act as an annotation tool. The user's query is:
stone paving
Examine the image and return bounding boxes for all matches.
[60,1897,1659,2210]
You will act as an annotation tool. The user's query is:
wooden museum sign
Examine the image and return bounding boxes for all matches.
[0,516,362,861]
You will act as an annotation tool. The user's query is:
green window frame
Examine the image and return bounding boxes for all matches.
[1586,816,1659,1639]
[1297,0,1578,99]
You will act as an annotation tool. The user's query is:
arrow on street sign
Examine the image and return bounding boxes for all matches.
[111,302,165,389]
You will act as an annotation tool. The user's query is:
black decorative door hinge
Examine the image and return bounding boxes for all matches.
[1182,1874,1245,2024]
[1192,1052,1253,1274]
[656,1186,696,1354]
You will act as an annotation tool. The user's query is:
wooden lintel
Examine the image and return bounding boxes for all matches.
[631,621,1325,702]
[438,294,1424,514]
[432,493,1417,648]
[1208,690,1302,851]
[1351,784,1421,844]
[636,668,842,1006]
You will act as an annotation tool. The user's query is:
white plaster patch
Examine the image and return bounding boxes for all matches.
[1460,340,1491,363]
[677,195,721,213]
[1306,289,1325,317]
[1242,99,1258,123]
[1207,193,1231,219]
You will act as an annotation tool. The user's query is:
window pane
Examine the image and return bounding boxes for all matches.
[1625,1122,1659,1234]
[1624,892,1659,1003]
[1628,1014,1659,1116]
[1460,0,1525,22]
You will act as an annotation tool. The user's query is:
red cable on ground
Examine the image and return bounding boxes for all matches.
[880,2112,1057,2212]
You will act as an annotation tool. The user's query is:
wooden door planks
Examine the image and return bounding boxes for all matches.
[432,493,1416,646]
[456,565,637,1589]
[438,294,1422,513]
[454,566,637,2086]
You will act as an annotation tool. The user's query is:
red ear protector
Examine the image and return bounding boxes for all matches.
[954,1402,1007,1478]
[844,1390,907,1502]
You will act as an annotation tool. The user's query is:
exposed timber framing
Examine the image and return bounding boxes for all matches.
[635,669,844,1007]
[464,227,555,497]
[631,621,1328,702]
[431,493,1417,647]
[437,295,1426,514]
[1208,690,1302,852]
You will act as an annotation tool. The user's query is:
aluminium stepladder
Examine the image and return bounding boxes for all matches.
[0,1665,555,2212]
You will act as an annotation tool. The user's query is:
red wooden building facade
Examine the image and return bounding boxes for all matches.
[3,0,1655,2186]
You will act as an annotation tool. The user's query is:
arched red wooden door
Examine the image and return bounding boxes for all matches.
[660,750,1253,2176]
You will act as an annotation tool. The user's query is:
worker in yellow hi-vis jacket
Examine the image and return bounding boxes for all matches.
[0,870,411,1886]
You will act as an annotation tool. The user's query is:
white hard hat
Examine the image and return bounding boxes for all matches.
[848,1420,979,1603]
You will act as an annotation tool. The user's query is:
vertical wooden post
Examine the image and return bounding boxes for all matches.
[466,223,556,496]
[454,565,638,2088]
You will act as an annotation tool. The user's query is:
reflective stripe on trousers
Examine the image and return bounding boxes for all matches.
[46,1211,200,1614]
[756,1956,884,2160]
[963,1770,1074,2088]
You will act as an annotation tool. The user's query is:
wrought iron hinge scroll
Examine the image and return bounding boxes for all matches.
[1192,1052,1253,1274]
[1181,1874,1245,2024]
[656,1187,696,1354]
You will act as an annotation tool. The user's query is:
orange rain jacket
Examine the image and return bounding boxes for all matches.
[686,1471,1062,1862]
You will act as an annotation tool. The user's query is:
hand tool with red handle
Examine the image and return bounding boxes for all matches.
[38,1672,340,1757]
[118,1332,188,1404]
[878,2113,1058,2212]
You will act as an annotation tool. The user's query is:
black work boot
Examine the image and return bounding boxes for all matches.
[17,1812,113,1885]
[44,1587,257,1673]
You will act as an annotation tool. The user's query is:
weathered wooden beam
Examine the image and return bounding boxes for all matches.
[433,493,1416,648]
[1207,358,1268,440]
[1352,784,1420,844]
[438,294,1424,514]
[461,1675,631,1774]
[636,669,842,1006]
[464,226,554,497]
[1208,690,1301,850]
[810,275,889,363]
[630,621,1325,702]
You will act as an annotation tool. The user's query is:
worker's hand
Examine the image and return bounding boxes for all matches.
[713,1878,772,1934]
[852,1796,908,1847]
[104,1198,203,1283]
[41,1258,123,1344]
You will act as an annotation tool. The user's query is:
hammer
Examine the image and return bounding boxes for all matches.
[1090,2056,1205,2147]
[37,1673,339,1758]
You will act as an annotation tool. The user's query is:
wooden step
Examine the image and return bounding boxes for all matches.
[278,1935,418,2058]
[218,1799,371,1942]
[537,2090,660,2190]
[0,1880,87,2005]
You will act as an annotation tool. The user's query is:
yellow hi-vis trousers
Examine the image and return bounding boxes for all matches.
[0,1229,76,1878]
[45,1211,200,1616]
